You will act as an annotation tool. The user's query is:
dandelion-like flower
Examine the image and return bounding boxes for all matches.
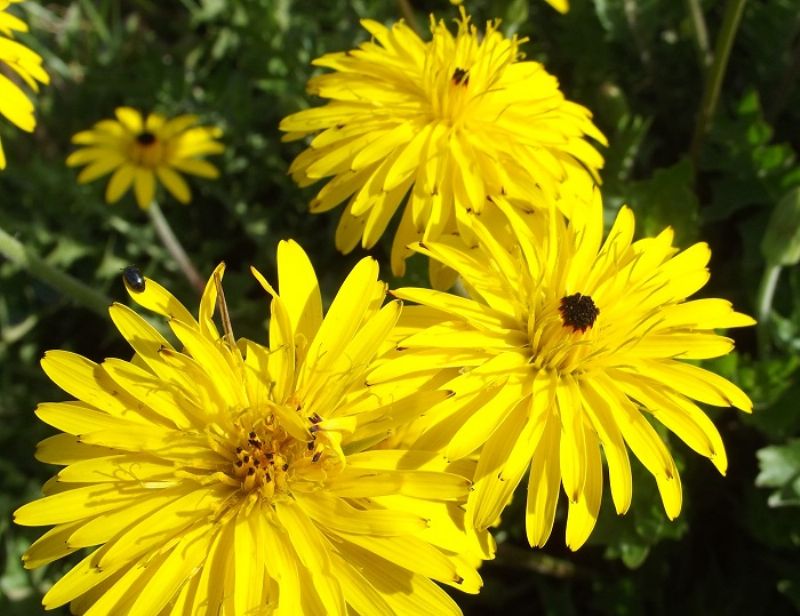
[67,107,224,209]
[0,0,49,169]
[15,241,483,614]
[542,0,569,12]
[450,0,569,13]
[374,191,754,550]
[280,9,605,284]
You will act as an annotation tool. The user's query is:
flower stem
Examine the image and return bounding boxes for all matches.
[396,0,421,36]
[0,224,110,317]
[147,200,205,293]
[689,0,747,171]
[685,0,712,69]
[756,263,781,358]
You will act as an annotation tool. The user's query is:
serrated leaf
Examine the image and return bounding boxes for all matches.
[756,441,800,504]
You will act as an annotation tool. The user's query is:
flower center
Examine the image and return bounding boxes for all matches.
[224,410,331,503]
[559,293,599,333]
[526,291,602,375]
[130,131,164,167]
[136,131,157,145]
[422,18,522,126]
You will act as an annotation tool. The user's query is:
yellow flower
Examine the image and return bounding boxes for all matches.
[374,191,754,551]
[66,107,224,209]
[450,0,568,12]
[543,0,569,13]
[0,0,49,169]
[15,241,484,615]
[280,9,605,285]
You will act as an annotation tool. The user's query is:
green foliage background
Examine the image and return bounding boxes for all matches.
[1,0,799,613]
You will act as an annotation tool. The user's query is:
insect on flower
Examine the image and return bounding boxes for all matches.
[122,265,146,292]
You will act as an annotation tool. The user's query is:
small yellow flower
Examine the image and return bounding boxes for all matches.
[544,0,569,13]
[67,107,224,209]
[0,0,49,169]
[15,241,484,614]
[450,0,568,12]
[374,191,754,550]
[281,9,605,285]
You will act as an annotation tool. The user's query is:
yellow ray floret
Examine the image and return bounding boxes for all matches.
[66,107,224,208]
[280,8,605,284]
[0,0,49,169]
[15,241,488,615]
[382,189,754,551]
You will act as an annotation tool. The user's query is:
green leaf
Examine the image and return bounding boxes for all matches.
[762,187,800,267]
[623,158,699,245]
[703,89,799,222]
[756,441,800,507]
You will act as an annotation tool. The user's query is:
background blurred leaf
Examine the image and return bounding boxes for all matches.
[756,441,800,507]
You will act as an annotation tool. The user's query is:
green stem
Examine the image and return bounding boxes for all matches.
[624,0,651,68]
[689,0,747,171]
[685,0,712,68]
[147,200,205,292]
[756,264,781,358]
[0,225,110,317]
[493,543,578,578]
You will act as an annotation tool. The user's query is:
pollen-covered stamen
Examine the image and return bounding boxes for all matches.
[452,67,470,86]
[226,412,331,502]
[559,293,600,333]
[136,131,157,146]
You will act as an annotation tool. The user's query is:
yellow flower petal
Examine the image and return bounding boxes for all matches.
[125,275,196,324]
[74,153,126,183]
[565,425,602,551]
[274,503,347,615]
[471,397,538,531]
[105,163,136,203]
[133,167,156,207]
[156,165,191,203]
[277,239,323,350]
[114,107,143,134]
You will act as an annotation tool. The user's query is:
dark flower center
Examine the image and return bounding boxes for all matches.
[559,293,599,332]
[452,67,470,86]
[136,131,157,146]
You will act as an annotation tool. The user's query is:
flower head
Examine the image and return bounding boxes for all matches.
[543,0,569,13]
[376,192,754,550]
[67,107,224,209]
[450,0,569,12]
[15,241,483,614]
[280,10,605,284]
[0,0,49,169]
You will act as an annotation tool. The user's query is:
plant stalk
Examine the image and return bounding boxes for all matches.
[756,263,781,358]
[685,0,712,68]
[689,0,747,170]
[396,0,421,36]
[147,200,205,292]
[0,225,110,317]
